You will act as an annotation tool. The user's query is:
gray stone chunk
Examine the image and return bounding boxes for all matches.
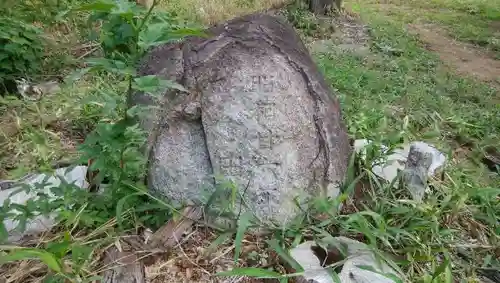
[149,120,214,206]
[133,13,352,226]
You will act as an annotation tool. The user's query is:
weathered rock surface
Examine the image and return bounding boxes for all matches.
[133,13,351,225]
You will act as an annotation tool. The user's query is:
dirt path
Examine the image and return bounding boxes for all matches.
[409,23,500,88]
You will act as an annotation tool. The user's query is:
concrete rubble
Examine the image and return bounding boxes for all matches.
[354,139,446,201]
[290,237,400,283]
[0,166,88,242]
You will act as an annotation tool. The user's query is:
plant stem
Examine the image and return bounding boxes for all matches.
[137,0,158,33]
[125,74,133,122]
[125,0,157,120]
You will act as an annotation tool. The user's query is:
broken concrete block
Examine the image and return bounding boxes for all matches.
[354,139,446,200]
[336,237,398,283]
[354,139,406,184]
[0,166,89,242]
[403,144,434,201]
[290,241,334,283]
[410,141,446,176]
[290,237,400,283]
[15,79,61,101]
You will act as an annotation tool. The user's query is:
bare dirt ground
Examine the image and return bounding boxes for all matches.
[144,226,277,283]
[307,11,371,57]
[409,23,500,88]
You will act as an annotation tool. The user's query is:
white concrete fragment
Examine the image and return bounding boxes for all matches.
[354,139,446,196]
[0,166,88,242]
[290,237,400,283]
[410,141,446,176]
[290,241,334,283]
[336,237,398,283]
[354,139,405,184]
[16,79,61,101]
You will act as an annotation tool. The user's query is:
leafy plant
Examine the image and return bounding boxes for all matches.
[0,0,200,281]
[1,0,86,24]
[0,16,45,94]
[71,0,196,228]
[285,3,321,35]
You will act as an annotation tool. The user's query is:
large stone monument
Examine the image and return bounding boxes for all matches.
[132,13,351,225]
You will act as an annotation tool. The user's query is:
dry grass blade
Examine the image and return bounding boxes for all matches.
[159,0,289,25]
[0,260,48,283]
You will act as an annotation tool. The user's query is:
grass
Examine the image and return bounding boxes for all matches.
[0,76,112,179]
[311,6,499,280]
[161,0,289,24]
[0,0,499,282]
[355,0,500,54]
[315,15,499,184]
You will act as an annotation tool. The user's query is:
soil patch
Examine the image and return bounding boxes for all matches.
[490,20,500,32]
[409,23,500,87]
[145,226,272,283]
[309,12,371,56]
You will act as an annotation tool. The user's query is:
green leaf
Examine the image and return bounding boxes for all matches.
[10,37,30,46]
[431,256,450,280]
[110,0,136,18]
[311,267,341,283]
[43,274,67,283]
[356,265,402,283]
[85,57,113,67]
[0,248,63,273]
[45,241,71,259]
[169,28,206,38]
[85,58,136,76]
[205,232,233,255]
[0,53,8,62]
[133,75,188,93]
[216,267,282,278]
[116,192,145,228]
[139,24,204,50]
[233,211,253,263]
[66,68,91,82]
[139,23,176,49]
[328,269,341,283]
[55,9,72,22]
[71,244,93,269]
[266,238,303,272]
[77,1,116,12]
[343,170,366,196]
[444,263,453,283]
[0,222,8,243]
[291,233,303,248]
[133,75,163,92]
[164,80,188,92]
